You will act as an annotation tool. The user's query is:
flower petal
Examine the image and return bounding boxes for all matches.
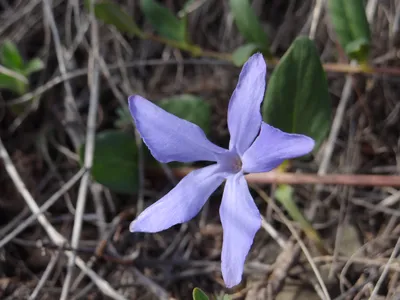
[242,122,315,173]
[129,95,227,163]
[130,164,225,233]
[228,53,266,155]
[220,173,261,288]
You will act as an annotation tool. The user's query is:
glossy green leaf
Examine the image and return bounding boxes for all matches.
[158,94,211,135]
[232,43,260,66]
[262,37,331,151]
[80,130,138,194]
[327,0,371,62]
[0,40,23,70]
[87,0,141,37]
[140,0,186,42]
[23,58,44,76]
[229,0,270,54]
[0,73,27,95]
[192,288,209,300]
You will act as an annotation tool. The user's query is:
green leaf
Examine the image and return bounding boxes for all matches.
[216,294,232,300]
[0,40,23,70]
[0,73,28,95]
[192,288,209,300]
[80,130,138,194]
[87,0,141,37]
[140,0,186,42]
[23,58,44,76]
[158,94,211,135]
[327,0,371,62]
[232,43,260,66]
[229,0,270,54]
[262,37,331,151]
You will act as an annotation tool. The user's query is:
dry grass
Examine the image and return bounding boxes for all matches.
[1,0,400,299]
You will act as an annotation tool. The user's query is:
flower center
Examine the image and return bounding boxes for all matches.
[233,156,242,172]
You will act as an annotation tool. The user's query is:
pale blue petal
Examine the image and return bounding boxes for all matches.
[129,95,227,163]
[130,164,226,233]
[242,122,315,173]
[220,173,261,288]
[228,53,266,155]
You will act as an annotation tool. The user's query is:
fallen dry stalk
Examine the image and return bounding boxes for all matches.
[171,167,400,187]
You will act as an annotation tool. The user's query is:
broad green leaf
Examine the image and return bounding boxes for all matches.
[232,43,259,66]
[80,130,138,194]
[87,0,141,37]
[158,94,211,135]
[140,0,186,42]
[0,40,23,70]
[327,0,371,62]
[229,0,270,54]
[23,58,44,76]
[262,37,331,151]
[0,73,27,95]
[192,288,209,300]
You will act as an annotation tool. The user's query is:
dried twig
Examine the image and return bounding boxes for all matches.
[42,0,83,149]
[370,236,400,299]
[172,167,400,187]
[253,185,331,300]
[309,0,325,39]
[61,0,101,298]
[0,138,126,300]
[0,168,85,248]
[28,251,61,300]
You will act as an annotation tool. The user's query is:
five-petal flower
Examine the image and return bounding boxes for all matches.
[128,53,315,288]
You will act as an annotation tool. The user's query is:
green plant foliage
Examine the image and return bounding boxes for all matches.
[140,0,187,43]
[232,43,259,66]
[0,40,23,70]
[0,73,27,95]
[262,37,331,151]
[0,40,44,96]
[327,0,371,62]
[86,0,142,37]
[192,288,209,300]
[229,0,270,56]
[158,94,211,135]
[80,130,138,194]
[23,58,44,76]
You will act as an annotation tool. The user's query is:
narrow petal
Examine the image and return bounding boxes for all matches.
[220,173,261,288]
[130,164,226,233]
[228,53,266,155]
[242,122,315,173]
[129,95,227,163]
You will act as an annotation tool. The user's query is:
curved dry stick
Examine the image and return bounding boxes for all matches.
[172,167,400,187]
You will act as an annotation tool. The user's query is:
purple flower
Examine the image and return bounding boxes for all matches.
[128,53,314,287]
